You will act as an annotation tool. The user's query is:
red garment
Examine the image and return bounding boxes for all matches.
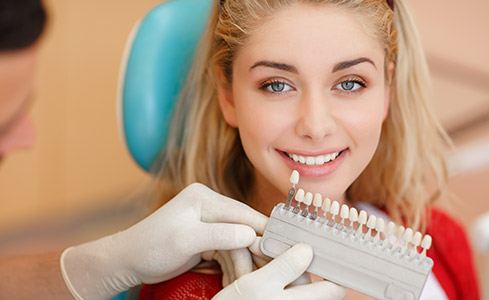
[426,208,480,300]
[138,208,480,300]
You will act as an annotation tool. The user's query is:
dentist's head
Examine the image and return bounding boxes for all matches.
[0,0,46,160]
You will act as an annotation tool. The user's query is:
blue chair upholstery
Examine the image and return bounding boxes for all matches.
[119,0,213,172]
[113,1,213,298]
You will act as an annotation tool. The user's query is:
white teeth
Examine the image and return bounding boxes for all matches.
[287,151,341,166]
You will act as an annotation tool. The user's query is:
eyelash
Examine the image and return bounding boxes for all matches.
[259,77,367,96]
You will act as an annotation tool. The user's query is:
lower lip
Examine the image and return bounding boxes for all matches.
[278,149,348,178]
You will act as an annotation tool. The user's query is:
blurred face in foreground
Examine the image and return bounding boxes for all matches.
[0,46,37,161]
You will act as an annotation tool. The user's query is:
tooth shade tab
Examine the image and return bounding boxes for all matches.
[289,170,299,185]
[386,221,396,235]
[349,207,358,223]
[330,201,340,216]
[413,232,422,247]
[358,210,368,225]
[421,235,432,254]
[367,215,377,229]
[340,204,349,219]
[403,228,414,244]
[373,218,385,242]
[313,193,322,208]
[295,189,305,202]
[397,225,405,238]
[304,192,313,206]
[322,198,331,212]
[356,210,367,235]
[375,218,385,233]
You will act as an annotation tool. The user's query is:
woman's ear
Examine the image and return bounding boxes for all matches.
[383,61,395,120]
[215,67,238,128]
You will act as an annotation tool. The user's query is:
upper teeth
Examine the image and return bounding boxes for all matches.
[288,151,340,166]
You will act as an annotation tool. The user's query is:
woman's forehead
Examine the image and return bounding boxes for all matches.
[236,3,384,72]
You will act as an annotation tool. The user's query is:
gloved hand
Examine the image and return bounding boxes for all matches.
[202,248,254,287]
[212,243,345,300]
[207,237,310,288]
[60,183,268,300]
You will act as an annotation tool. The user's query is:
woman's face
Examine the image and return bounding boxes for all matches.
[218,3,390,204]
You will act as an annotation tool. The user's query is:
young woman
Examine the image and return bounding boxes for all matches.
[138,0,480,299]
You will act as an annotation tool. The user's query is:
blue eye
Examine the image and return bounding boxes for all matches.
[335,80,366,93]
[261,80,294,94]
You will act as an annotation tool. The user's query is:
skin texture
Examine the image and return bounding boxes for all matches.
[0,46,73,298]
[0,46,37,158]
[218,3,391,216]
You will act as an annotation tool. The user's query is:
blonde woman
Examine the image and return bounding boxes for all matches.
[137,0,480,299]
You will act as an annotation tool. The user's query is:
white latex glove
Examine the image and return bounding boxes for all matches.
[60,183,268,300]
[208,238,310,288]
[202,248,254,287]
[212,243,345,300]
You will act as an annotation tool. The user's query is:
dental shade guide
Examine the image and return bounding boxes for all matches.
[260,170,434,300]
[285,170,299,210]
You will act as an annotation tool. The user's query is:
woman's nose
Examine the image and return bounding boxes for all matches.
[295,91,337,141]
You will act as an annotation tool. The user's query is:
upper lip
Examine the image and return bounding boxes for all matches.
[278,147,347,156]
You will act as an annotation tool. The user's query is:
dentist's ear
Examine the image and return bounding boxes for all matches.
[215,66,238,128]
[383,61,395,120]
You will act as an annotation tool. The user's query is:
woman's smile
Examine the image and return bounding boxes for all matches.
[276,147,349,178]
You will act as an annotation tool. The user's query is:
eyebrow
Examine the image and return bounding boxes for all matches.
[332,57,376,72]
[249,57,376,74]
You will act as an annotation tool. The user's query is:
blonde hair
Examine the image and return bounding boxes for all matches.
[155,0,451,232]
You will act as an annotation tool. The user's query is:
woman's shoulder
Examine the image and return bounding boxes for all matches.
[137,271,222,300]
[426,207,481,300]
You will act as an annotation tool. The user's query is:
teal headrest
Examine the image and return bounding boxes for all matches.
[119,0,213,172]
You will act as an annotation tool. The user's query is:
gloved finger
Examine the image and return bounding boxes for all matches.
[248,236,272,268]
[240,243,313,289]
[248,236,264,257]
[229,248,253,278]
[287,272,311,287]
[201,250,215,261]
[285,280,346,300]
[214,251,234,287]
[194,222,256,252]
[200,188,268,234]
[252,253,269,268]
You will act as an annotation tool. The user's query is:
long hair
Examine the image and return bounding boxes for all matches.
[155,0,451,232]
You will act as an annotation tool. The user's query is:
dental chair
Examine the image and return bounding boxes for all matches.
[114,0,213,298]
[119,0,213,173]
